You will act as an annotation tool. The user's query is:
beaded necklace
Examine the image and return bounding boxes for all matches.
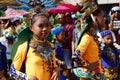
[29,37,54,72]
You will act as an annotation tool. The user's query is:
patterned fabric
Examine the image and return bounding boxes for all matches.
[29,39,54,64]
[73,67,106,80]
[100,30,112,38]
[72,50,106,80]
[75,32,105,79]
[100,42,120,79]
[10,64,27,80]
[10,40,57,80]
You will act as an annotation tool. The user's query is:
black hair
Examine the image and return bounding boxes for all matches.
[77,8,102,46]
[30,13,48,25]
[85,8,103,27]
[92,8,102,16]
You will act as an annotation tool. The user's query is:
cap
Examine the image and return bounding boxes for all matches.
[51,26,63,35]
[100,30,112,38]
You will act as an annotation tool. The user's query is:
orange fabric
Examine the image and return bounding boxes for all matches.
[12,41,57,80]
[76,33,102,70]
[80,78,91,80]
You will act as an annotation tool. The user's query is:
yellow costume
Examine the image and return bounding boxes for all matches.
[76,33,103,80]
[12,40,57,80]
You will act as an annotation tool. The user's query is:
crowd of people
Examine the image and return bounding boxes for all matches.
[0,0,120,80]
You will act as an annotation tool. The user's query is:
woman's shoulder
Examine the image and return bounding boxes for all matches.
[82,33,92,38]
[17,41,28,50]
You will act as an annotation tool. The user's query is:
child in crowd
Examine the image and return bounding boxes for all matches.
[10,13,59,80]
[51,26,67,80]
[100,30,120,80]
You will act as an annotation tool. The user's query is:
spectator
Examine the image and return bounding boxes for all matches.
[51,26,67,80]
[108,6,120,44]
[100,30,120,80]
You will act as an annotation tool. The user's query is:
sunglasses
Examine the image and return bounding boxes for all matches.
[111,10,120,14]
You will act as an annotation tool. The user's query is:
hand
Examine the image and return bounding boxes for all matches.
[28,75,38,80]
[50,68,60,80]
[110,13,115,21]
[86,61,99,71]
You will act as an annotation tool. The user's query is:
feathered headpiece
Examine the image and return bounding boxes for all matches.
[24,0,49,21]
[11,0,53,60]
[78,0,98,17]
[28,0,48,16]
[76,0,99,46]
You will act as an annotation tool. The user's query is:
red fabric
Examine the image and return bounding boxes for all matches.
[63,24,74,49]
[48,3,78,13]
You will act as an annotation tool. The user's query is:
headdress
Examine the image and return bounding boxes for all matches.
[76,0,99,46]
[78,0,98,17]
[28,0,49,16]
[51,26,63,35]
[2,27,17,38]
[100,30,112,38]
[11,0,55,60]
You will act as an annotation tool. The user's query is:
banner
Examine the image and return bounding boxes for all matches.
[16,0,56,10]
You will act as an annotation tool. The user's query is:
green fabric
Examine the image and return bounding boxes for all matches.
[46,32,53,42]
[77,23,88,46]
[73,68,95,80]
[11,27,33,60]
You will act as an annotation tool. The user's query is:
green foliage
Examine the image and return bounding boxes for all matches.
[75,11,85,19]
[49,15,54,24]
[0,10,5,17]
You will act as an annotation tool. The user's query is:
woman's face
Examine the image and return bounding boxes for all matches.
[30,16,52,40]
[96,11,107,29]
